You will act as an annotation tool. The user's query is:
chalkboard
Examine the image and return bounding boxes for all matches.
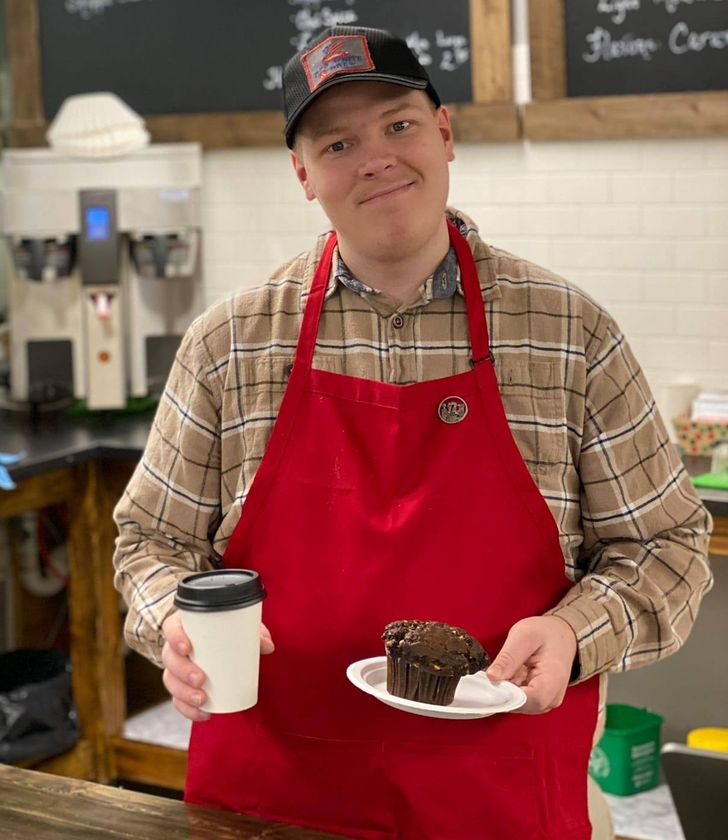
[38,0,472,120]
[565,0,728,97]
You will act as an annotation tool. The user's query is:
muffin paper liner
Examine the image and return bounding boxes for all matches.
[386,657,459,706]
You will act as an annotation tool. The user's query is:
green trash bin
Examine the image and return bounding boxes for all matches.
[589,704,664,796]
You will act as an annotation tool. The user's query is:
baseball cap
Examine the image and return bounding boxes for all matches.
[283,26,441,148]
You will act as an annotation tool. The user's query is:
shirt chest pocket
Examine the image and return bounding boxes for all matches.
[496,358,567,475]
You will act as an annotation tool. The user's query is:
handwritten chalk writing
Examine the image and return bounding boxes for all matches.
[274,2,361,87]
[291,7,359,34]
[597,0,641,26]
[582,26,661,60]
[436,31,469,71]
[64,0,147,19]
[653,0,726,14]
[565,0,728,94]
[436,31,469,50]
[288,0,355,7]
[288,6,359,51]
[263,66,284,91]
[261,2,471,95]
[669,22,728,52]
[406,33,433,67]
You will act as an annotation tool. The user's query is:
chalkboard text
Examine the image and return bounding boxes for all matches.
[566,0,728,95]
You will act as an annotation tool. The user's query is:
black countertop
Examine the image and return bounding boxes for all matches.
[1,408,726,518]
[0,408,151,483]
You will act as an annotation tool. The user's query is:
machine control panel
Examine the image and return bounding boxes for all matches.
[79,189,119,285]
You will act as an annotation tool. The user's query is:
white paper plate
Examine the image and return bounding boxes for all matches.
[346,656,527,720]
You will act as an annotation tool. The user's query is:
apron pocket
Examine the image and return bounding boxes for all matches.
[255,727,395,838]
[383,739,549,840]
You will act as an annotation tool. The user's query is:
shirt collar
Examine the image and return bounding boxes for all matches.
[330,244,460,303]
[303,207,501,308]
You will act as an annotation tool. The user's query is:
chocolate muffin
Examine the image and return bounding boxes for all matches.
[382,620,490,706]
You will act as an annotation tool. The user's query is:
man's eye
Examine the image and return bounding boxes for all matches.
[327,140,347,153]
[391,120,411,133]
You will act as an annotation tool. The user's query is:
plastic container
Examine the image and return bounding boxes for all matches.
[589,704,664,796]
[687,727,728,753]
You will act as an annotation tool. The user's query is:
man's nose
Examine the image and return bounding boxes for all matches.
[356,143,396,179]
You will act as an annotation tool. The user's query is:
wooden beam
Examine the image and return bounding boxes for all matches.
[528,0,566,101]
[66,460,135,782]
[0,468,77,518]
[146,110,285,148]
[65,462,109,780]
[470,0,513,103]
[90,461,136,736]
[448,101,520,142]
[5,0,44,125]
[111,738,186,790]
[6,122,46,147]
[523,91,728,140]
[711,516,728,559]
[18,739,95,781]
[7,101,521,149]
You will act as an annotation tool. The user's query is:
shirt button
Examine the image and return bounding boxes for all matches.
[392,314,405,329]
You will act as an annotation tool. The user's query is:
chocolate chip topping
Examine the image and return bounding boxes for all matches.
[382,619,489,678]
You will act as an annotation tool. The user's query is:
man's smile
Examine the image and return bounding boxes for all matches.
[359,181,415,205]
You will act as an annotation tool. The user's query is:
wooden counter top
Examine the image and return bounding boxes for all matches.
[0,765,643,840]
[0,764,345,839]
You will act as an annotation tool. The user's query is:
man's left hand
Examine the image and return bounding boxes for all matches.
[485,615,578,714]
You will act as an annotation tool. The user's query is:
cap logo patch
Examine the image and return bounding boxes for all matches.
[301,35,375,92]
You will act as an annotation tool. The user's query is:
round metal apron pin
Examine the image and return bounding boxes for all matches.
[438,396,468,424]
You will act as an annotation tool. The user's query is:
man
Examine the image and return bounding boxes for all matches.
[113,26,712,840]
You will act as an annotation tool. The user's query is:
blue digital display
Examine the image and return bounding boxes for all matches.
[85,206,111,241]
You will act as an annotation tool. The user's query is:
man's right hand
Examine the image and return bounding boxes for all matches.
[161,611,275,721]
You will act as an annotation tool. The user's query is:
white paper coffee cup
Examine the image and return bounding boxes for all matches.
[174,569,266,714]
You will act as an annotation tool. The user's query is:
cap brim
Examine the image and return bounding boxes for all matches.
[285,74,429,148]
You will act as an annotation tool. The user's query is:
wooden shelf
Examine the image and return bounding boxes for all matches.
[16,740,95,781]
[523,91,728,141]
[7,100,520,149]
[111,738,186,790]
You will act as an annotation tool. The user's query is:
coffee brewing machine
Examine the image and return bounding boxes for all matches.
[0,143,203,409]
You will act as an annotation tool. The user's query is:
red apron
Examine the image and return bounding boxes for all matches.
[185,222,599,840]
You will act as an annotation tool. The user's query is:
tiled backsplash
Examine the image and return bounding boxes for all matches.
[199,138,727,415]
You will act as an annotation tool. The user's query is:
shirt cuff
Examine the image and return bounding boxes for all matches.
[123,588,179,668]
[546,596,620,683]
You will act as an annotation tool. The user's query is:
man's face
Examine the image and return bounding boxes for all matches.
[290,82,455,262]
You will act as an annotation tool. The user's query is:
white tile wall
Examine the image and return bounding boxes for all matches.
[201,137,728,414]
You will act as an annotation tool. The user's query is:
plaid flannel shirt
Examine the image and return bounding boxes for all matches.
[113,209,713,725]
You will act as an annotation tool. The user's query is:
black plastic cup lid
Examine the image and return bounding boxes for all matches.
[174,569,266,612]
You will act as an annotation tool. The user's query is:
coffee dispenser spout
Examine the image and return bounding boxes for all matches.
[92,292,112,320]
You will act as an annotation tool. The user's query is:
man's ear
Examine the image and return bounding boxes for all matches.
[290,149,316,201]
[437,106,455,163]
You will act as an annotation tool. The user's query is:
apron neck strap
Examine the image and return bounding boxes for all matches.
[294,221,492,373]
[446,219,492,367]
[294,231,339,373]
